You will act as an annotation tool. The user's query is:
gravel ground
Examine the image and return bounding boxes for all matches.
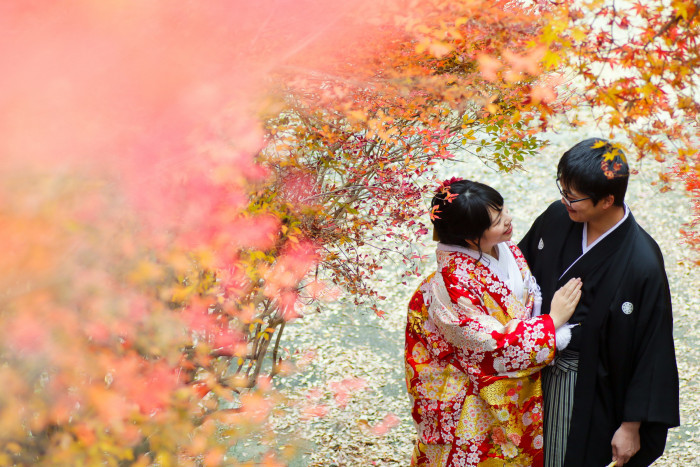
[269,122,700,466]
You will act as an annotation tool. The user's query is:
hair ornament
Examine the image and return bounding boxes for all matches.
[596,142,628,180]
[435,176,462,204]
[600,158,627,180]
[430,177,463,221]
[436,176,463,193]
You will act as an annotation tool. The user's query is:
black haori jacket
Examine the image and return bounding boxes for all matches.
[519,201,680,467]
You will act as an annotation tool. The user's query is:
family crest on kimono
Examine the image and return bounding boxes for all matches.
[519,139,680,467]
[405,179,582,466]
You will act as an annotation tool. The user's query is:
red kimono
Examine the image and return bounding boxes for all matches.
[406,242,556,466]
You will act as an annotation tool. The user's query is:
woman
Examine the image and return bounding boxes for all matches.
[405,179,581,466]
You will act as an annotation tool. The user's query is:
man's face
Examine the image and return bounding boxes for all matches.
[558,182,600,223]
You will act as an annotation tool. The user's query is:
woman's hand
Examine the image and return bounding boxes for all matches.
[549,277,582,329]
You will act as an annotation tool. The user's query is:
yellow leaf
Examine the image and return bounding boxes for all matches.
[156,451,173,467]
[603,150,618,162]
[571,27,587,42]
[541,50,561,69]
[172,285,195,303]
[128,260,164,283]
[673,0,690,19]
[258,332,270,341]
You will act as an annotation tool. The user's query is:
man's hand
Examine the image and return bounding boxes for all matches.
[611,421,641,465]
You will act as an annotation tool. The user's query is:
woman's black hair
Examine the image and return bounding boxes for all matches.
[557,138,629,206]
[431,179,503,257]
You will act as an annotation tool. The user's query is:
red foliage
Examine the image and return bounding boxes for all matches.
[1,0,696,464]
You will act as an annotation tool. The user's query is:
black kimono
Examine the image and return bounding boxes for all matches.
[519,201,680,467]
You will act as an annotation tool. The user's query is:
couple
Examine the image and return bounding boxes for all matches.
[405,139,680,466]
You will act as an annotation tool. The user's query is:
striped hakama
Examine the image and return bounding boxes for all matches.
[542,349,579,467]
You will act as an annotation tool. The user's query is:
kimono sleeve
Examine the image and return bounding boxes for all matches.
[622,266,680,427]
[426,270,556,380]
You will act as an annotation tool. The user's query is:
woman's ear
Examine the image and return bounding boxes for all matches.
[464,238,479,250]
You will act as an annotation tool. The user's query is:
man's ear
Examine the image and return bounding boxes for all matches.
[600,194,615,210]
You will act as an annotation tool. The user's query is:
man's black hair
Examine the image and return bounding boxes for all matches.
[557,138,629,206]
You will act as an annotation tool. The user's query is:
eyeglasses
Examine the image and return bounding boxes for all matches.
[556,178,592,207]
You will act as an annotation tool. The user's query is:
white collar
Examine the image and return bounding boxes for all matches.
[436,242,499,264]
[559,204,630,279]
[581,203,629,254]
[436,241,511,280]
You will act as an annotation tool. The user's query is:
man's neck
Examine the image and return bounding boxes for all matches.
[586,205,625,246]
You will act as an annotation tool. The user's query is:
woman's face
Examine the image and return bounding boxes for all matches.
[478,205,513,252]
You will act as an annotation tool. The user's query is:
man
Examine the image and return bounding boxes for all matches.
[518,139,680,467]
